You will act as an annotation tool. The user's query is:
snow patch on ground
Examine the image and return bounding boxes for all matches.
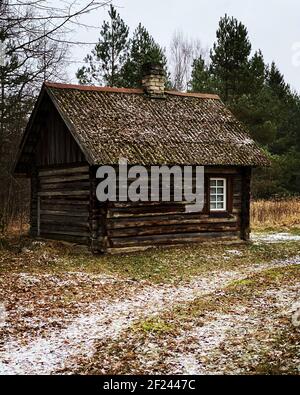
[167,284,300,375]
[252,232,300,244]
[0,256,299,375]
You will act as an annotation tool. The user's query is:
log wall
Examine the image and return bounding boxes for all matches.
[31,165,250,251]
[37,164,91,244]
[100,166,246,252]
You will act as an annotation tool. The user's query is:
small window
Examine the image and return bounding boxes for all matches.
[210,178,227,211]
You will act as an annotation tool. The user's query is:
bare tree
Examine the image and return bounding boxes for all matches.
[0,0,112,234]
[170,30,208,91]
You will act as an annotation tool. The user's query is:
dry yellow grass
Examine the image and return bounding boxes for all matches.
[251,198,300,231]
[3,200,300,237]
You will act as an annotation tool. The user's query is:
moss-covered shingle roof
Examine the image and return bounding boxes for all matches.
[44,82,269,167]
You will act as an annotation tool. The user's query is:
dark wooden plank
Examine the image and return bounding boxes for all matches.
[40,227,90,236]
[39,165,89,177]
[38,190,90,197]
[39,181,90,191]
[40,209,89,219]
[40,174,90,184]
[39,233,89,244]
[41,218,89,227]
[241,167,251,241]
[108,223,238,238]
[107,214,237,230]
[110,232,240,247]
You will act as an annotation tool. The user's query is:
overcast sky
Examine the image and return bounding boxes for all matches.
[67,0,300,92]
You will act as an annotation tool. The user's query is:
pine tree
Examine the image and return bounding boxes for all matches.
[189,56,215,93]
[266,61,288,99]
[121,23,168,88]
[76,5,129,87]
[249,50,266,93]
[210,14,252,102]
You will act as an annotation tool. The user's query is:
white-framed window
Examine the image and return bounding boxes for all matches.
[210,178,227,212]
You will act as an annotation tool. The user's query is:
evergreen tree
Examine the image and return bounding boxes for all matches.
[266,62,288,99]
[189,55,215,93]
[210,14,252,102]
[121,23,168,88]
[248,50,265,93]
[76,5,129,87]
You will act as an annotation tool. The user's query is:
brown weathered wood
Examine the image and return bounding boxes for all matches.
[40,199,89,206]
[40,174,90,184]
[89,167,101,252]
[39,181,90,191]
[107,223,238,238]
[39,233,89,244]
[38,165,89,177]
[241,167,251,241]
[30,167,39,237]
[40,227,90,236]
[38,190,90,197]
[107,214,237,230]
[31,163,247,250]
[110,232,240,247]
[40,210,89,218]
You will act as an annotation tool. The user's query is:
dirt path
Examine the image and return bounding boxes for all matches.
[165,283,300,375]
[0,255,299,375]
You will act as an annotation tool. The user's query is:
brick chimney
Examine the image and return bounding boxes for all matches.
[142,62,165,98]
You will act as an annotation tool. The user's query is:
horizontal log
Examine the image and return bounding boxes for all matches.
[205,168,240,175]
[40,227,90,237]
[107,223,238,238]
[110,232,240,247]
[40,220,89,232]
[107,204,190,218]
[40,203,89,211]
[110,201,187,208]
[38,190,90,197]
[40,174,90,184]
[39,233,89,244]
[40,210,89,218]
[40,216,89,226]
[107,214,237,230]
[39,181,90,191]
[40,199,89,206]
[39,165,89,177]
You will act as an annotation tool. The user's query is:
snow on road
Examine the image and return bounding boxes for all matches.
[168,284,300,375]
[252,232,300,244]
[0,256,299,375]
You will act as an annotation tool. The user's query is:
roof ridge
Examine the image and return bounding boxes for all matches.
[165,91,220,100]
[44,81,220,100]
[44,82,143,94]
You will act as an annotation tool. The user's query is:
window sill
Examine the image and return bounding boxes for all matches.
[209,211,233,219]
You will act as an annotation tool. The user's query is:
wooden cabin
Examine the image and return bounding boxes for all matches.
[14,63,269,253]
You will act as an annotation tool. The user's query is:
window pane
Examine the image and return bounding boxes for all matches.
[210,178,226,211]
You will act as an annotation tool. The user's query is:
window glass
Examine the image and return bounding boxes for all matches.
[210,178,226,211]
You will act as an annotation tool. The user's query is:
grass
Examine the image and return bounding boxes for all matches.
[0,234,300,285]
[251,198,300,231]
[75,263,300,375]
[166,265,300,322]
[135,318,175,334]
